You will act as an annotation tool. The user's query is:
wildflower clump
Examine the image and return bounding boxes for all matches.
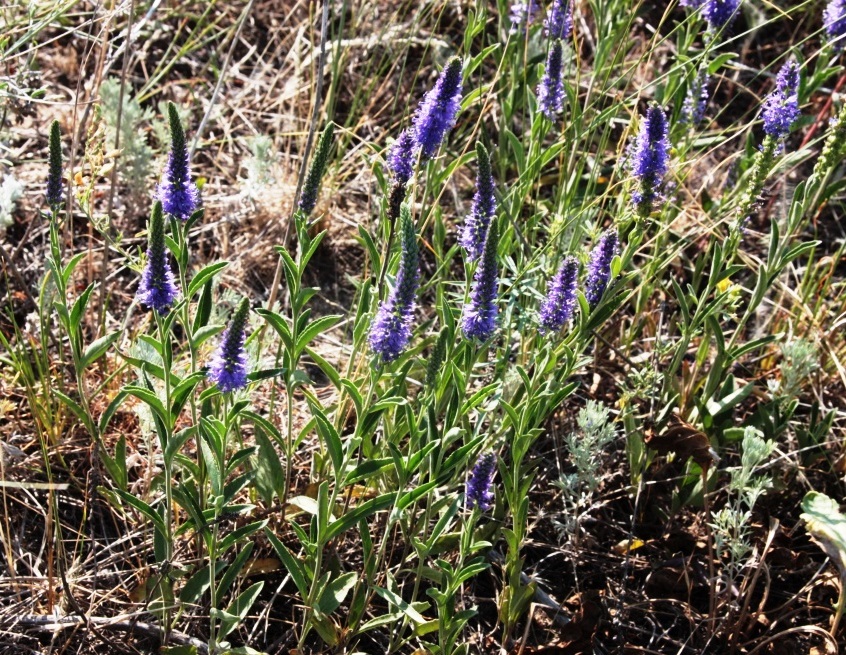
[208,298,251,393]
[369,204,419,362]
[158,102,200,220]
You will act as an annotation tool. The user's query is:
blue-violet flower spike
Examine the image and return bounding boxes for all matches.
[544,0,573,40]
[46,120,63,207]
[369,204,419,362]
[158,102,200,220]
[539,255,579,333]
[466,452,496,511]
[584,230,618,309]
[412,57,463,159]
[299,122,335,216]
[460,142,496,261]
[630,104,670,214]
[462,219,499,341]
[703,0,741,31]
[387,129,417,186]
[825,0,846,50]
[537,40,565,120]
[138,201,179,314]
[208,298,251,393]
[762,60,800,140]
[682,70,710,125]
[509,1,540,34]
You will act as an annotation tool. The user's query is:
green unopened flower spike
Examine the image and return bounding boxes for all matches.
[46,120,63,207]
[298,122,335,216]
[813,101,846,179]
[425,328,449,389]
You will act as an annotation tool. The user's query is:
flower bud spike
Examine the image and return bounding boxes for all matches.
[46,120,64,208]
[299,122,335,216]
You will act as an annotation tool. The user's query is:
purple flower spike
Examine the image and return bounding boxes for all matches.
[208,298,251,393]
[825,0,846,50]
[388,129,417,185]
[158,102,200,221]
[412,57,463,159]
[138,202,179,314]
[703,0,741,31]
[544,0,573,40]
[509,1,540,34]
[762,61,801,140]
[460,143,496,261]
[466,452,496,511]
[630,104,670,214]
[537,40,565,120]
[682,70,710,125]
[462,219,499,341]
[369,204,419,362]
[539,255,579,334]
[584,230,618,308]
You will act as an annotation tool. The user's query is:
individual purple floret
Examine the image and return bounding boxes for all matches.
[460,143,496,261]
[703,0,741,31]
[630,104,670,214]
[412,57,463,159]
[208,298,251,393]
[762,60,800,140]
[46,120,63,207]
[825,0,846,50]
[509,1,540,34]
[462,220,499,341]
[544,0,573,40]
[466,452,496,511]
[158,102,200,221]
[369,204,419,362]
[537,40,565,120]
[584,230,618,308]
[388,129,417,185]
[539,255,579,333]
[138,201,179,314]
[682,70,710,125]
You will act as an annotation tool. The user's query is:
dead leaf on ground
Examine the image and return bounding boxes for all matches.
[644,416,718,471]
